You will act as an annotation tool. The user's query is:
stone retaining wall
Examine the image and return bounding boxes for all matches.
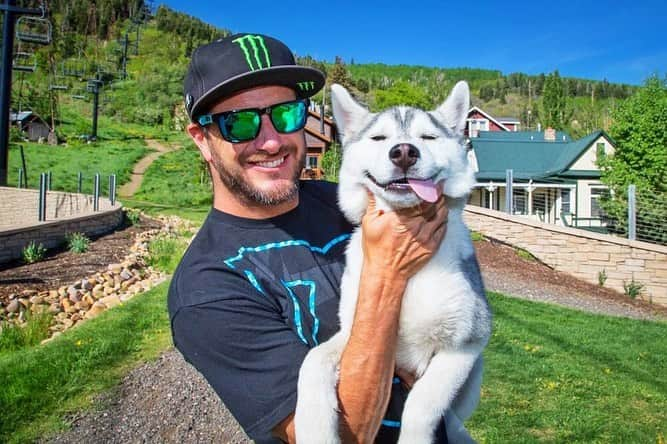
[464,205,667,306]
[0,187,123,264]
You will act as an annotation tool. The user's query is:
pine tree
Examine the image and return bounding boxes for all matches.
[329,56,353,90]
[541,70,567,129]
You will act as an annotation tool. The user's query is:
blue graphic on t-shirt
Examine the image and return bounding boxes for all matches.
[223,234,350,269]
[282,280,319,345]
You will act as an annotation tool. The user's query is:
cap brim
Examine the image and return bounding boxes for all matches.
[190,65,325,120]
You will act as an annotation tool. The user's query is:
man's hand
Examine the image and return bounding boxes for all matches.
[361,191,449,282]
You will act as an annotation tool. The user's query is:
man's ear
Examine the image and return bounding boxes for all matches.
[187,122,213,163]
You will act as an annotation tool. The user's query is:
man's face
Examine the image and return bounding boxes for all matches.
[203,86,306,206]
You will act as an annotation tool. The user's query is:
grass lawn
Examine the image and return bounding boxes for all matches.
[131,144,212,208]
[469,293,666,443]
[6,141,149,194]
[1,286,664,443]
[0,282,172,443]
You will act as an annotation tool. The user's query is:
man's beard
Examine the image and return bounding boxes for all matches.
[210,145,305,206]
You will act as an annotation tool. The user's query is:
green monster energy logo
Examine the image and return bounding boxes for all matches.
[232,35,272,71]
[297,81,316,91]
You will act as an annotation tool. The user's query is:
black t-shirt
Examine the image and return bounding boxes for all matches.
[168,180,448,443]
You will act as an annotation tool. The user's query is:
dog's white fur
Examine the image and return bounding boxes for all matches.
[295,82,492,443]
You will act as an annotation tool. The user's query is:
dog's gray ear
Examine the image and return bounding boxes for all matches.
[435,81,470,135]
[331,84,369,143]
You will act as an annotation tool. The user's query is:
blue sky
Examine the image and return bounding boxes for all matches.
[159,0,665,85]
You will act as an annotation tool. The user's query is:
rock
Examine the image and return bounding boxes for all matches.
[71,313,83,323]
[41,331,61,344]
[100,294,121,309]
[48,290,59,299]
[68,290,81,303]
[61,298,72,311]
[82,279,94,291]
[108,263,123,274]
[62,318,74,329]
[18,298,30,308]
[85,301,107,319]
[49,303,61,314]
[7,299,20,313]
[120,269,133,281]
[21,289,38,297]
[120,293,135,302]
[66,305,78,314]
[30,295,45,305]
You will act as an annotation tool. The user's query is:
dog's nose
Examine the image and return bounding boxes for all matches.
[389,144,420,171]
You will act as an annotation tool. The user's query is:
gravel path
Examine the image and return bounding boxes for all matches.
[45,240,666,444]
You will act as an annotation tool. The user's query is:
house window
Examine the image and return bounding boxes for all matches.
[307,156,318,169]
[590,187,609,218]
[468,119,489,136]
[561,188,571,214]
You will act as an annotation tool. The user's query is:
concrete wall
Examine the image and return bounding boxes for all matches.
[0,187,123,264]
[464,204,667,306]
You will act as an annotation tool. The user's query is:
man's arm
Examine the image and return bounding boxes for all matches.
[274,194,448,442]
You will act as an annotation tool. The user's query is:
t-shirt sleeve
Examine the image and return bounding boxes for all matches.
[171,285,309,443]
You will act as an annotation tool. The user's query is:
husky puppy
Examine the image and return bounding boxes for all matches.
[295,82,492,444]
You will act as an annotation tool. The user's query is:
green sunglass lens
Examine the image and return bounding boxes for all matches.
[224,111,260,141]
[271,102,305,133]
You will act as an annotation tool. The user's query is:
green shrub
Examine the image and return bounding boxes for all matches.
[0,310,53,353]
[124,208,141,225]
[598,269,608,287]
[623,278,644,299]
[516,247,537,262]
[22,241,46,264]
[147,236,188,274]
[66,232,90,253]
[470,231,485,242]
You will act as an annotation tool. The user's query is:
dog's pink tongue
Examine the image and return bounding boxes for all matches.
[407,178,439,203]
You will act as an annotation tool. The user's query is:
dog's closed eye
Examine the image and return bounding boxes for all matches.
[421,134,438,140]
[370,135,387,141]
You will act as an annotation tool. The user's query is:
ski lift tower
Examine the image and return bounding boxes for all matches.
[0,0,51,186]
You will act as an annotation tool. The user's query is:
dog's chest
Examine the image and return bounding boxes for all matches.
[339,222,478,371]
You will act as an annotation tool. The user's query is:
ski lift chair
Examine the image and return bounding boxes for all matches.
[16,16,52,45]
[12,52,37,72]
[61,60,87,79]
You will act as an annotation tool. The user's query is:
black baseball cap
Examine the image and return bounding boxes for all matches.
[184,33,325,121]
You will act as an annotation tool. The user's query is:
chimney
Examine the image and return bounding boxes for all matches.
[544,127,556,142]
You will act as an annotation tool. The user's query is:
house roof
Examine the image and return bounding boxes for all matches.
[467,106,510,131]
[9,111,34,122]
[472,130,610,181]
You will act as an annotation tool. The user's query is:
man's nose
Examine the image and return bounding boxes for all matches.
[253,114,281,153]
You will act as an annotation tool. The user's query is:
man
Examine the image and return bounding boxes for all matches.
[168,33,449,443]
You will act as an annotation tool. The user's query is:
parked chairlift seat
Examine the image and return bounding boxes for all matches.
[12,52,37,72]
[16,16,52,45]
[61,60,86,78]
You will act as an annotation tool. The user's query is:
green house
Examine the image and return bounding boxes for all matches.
[468,129,616,228]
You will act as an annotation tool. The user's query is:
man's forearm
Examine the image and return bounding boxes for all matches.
[337,265,406,442]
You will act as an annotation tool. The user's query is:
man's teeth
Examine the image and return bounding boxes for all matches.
[256,157,285,168]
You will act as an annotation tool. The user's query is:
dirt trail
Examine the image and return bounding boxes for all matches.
[118,140,176,198]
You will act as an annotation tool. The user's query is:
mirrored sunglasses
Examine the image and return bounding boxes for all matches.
[197,98,309,143]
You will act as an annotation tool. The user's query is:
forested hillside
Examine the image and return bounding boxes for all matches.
[8,0,635,144]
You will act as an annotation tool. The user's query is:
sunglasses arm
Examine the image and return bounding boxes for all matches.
[197,115,214,126]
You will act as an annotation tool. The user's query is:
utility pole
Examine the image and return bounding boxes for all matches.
[0,0,46,186]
